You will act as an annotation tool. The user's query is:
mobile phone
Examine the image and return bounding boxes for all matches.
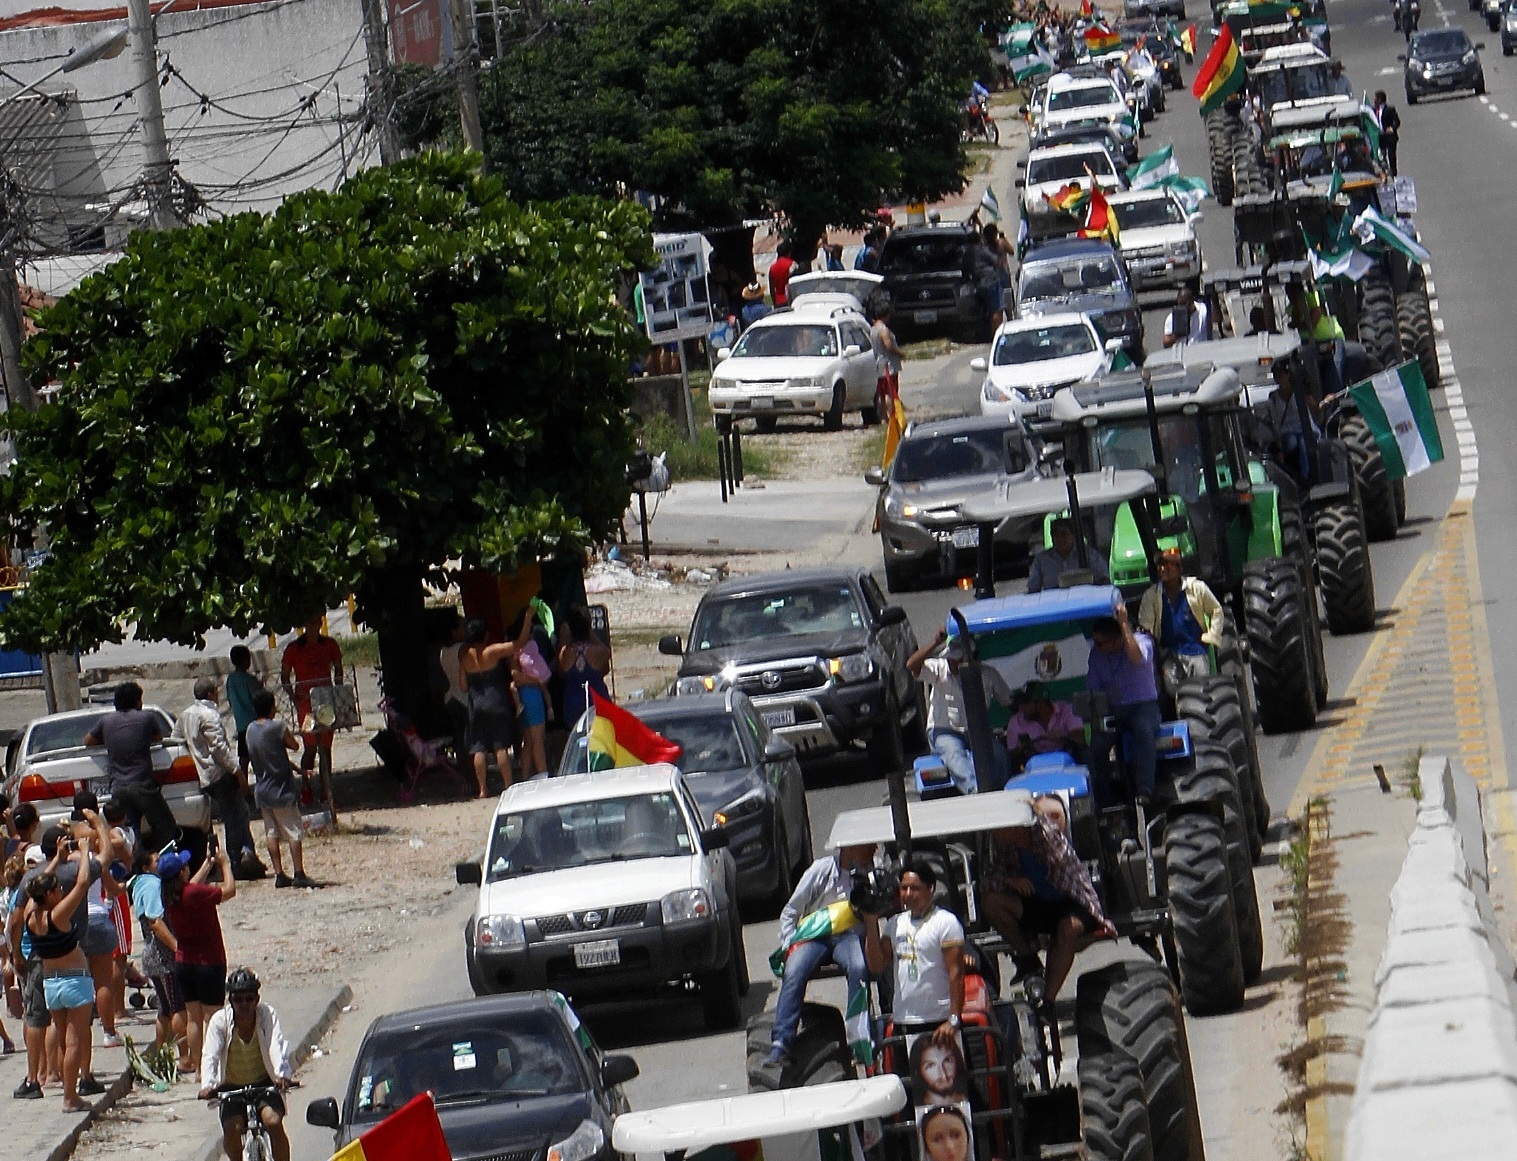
[207,832,220,855]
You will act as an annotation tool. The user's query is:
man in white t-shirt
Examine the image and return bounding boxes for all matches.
[862,860,965,1040]
[907,628,1013,795]
[1161,287,1211,348]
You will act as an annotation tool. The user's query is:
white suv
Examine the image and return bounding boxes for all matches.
[709,303,881,432]
[455,764,748,1031]
[1037,74,1132,134]
[1106,188,1203,293]
[972,312,1107,421]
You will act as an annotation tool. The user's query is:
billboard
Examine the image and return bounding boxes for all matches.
[390,0,445,67]
[639,233,714,343]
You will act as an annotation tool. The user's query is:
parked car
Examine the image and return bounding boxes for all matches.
[1402,28,1485,102]
[709,302,880,432]
[972,312,1108,422]
[305,992,638,1161]
[660,565,922,763]
[1015,237,1144,361]
[455,765,747,1030]
[865,414,1043,592]
[1502,0,1517,53]
[556,690,812,911]
[1106,187,1203,293]
[3,706,210,849]
[876,224,1003,341]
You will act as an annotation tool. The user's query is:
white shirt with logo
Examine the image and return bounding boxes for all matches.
[885,906,964,1025]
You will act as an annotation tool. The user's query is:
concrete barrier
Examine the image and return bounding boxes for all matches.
[1344,756,1517,1161]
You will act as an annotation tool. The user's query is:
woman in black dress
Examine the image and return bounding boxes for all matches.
[459,609,535,797]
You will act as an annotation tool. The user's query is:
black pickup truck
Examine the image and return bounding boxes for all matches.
[659,566,925,766]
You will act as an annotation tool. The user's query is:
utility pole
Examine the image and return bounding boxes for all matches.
[126,0,178,230]
[448,0,484,156]
[359,0,402,164]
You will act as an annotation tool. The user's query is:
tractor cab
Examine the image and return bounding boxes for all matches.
[1268,106,1381,200]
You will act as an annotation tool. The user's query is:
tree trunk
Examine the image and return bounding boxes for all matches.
[357,561,438,736]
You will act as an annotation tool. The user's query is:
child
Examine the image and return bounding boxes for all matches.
[225,645,262,779]
[245,689,313,889]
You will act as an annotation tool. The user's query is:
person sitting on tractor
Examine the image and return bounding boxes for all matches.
[1137,549,1225,682]
[861,858,965,1045]
[981,805,1115,1003]
[1026,518,1109,593]
[1264,360,1323,485]
[1005,682,1084,773]
[762,842,879,1070]
[907,629,1014,796]
[1086,605,1162,808]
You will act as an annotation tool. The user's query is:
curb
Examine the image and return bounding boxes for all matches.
[42,1067,138,1161]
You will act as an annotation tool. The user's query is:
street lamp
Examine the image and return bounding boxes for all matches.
[2,25,129,107]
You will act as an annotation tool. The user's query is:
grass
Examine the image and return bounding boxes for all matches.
[900,337,956,361]
[638,389,777,482]
[338,631,381,668]
[1400,746,1426,800]
[855,424,889,474]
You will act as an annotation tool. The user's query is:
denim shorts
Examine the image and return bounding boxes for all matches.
[43,971,94,1011]
[83,911,120,957]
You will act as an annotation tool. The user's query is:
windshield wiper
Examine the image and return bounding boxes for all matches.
[434,1089,496,1105]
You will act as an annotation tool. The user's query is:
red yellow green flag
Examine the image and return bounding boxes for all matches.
[587,688,683,769]
[1046,182,1091,214]
[1079,186,1120,245]
[1084,20,1120,53]
[1180,23,1197,55]
[330,1093,451,1161]
[1192,24,1243,113]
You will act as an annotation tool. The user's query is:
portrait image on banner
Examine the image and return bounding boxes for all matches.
[907,1032,974,1161]
[640,233,715,342]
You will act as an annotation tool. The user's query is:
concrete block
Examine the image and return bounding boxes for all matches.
[1374,925,1506,989]
[1345,1077,1517,1161]
[1358,996,1517,1093]
[1376,957,1515,1012]
[1397,827,1472,890]
[1418,754,1451,815]
[1386,885,1487,940]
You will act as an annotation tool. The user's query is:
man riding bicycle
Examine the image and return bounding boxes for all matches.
[199,968,294,1161]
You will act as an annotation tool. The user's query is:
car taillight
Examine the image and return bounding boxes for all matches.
[18,773,78,802]
[162,756,199,785]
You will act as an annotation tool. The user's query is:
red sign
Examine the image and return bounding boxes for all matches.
[390,0,443,66]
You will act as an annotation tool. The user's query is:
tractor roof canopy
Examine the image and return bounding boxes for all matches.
[1050,365,1245,422]
[827,791,1039,848]
[959,469,1158,525]
[1147,332,1304,386]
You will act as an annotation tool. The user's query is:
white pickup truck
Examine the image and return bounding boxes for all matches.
[3,706,211,844]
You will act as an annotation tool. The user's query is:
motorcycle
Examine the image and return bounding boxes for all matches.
[1395,0,1420,37]
[961,97,1000,144]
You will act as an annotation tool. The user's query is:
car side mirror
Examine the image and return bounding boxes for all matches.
[763,736,797,763]
[716,347,732,361]
[878,605,909,627]
[844,344,862,357]
[1014,179,1026,189]
[1104,338,1125,354]
[601,1054,640,1088]
[658,634,684,656]
[864,466,886,486]
[1016,158,1028,169]
[306,1098,340,1130]
[701,826,729,851]
[970,356,988,373]
[455,861,482,886]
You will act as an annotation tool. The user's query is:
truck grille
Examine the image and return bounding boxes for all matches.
[732,658,829,696]
[533,903,648,938]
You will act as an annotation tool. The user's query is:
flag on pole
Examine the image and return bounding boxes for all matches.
[548,991,595,1052]
[1306,236,1374,282]
[587,689,683,769]
[1045,182,1090,214]
[1010,38,1057,83]
[1192,24,1243,113]
[1080,0,1093,16]
[1351,206,1430,266]
[1179,23,1197,55]
[1348,361,1444,481]
[845,983,874,1066]
[330,1093,451,1161]
[882,395,907,468]
[1160,174,1210,213]
[1084,20,1121,52]
[1079,185,1119,244]
[980,185,1002,222]
[1127,144,1179,189]
[1327,161,1343,205]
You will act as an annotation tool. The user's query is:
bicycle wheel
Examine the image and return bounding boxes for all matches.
[244,1128,270,1161]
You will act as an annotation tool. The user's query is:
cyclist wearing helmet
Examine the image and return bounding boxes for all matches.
[199,968,294,1161]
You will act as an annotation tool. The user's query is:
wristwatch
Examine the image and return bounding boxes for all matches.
[947,1014,962,1030]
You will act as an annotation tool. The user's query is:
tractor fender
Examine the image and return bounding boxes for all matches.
[1306,480,1354,507]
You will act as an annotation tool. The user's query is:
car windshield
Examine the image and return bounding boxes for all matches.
[1256,63,1331,107]
[1027,152,1116,185]
[691,585,864,650]
[1112,197,1185,230]
[994,323,1097,365]
[731,324,838,359]
[1048,84,1119,111]
[892,429,1030,483]
[486,792,692,880]
[880,236,971,275]
[352,1008,582,1121]
[27,711,171,757]
[563,712,748,775]
[1018,255,1123,300]
[1413,30,1469,54]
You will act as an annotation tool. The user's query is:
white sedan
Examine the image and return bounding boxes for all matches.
[973,312,1108,422]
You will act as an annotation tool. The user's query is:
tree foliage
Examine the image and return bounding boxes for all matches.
[2,153,654,654]
[479,0,992,244]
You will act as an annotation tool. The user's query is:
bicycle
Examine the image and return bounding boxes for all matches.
[209,1082,292,1161]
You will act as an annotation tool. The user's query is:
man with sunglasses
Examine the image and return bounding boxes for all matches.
[199,968,294,1161]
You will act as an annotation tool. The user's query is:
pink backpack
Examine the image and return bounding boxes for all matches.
[518,640,551,685]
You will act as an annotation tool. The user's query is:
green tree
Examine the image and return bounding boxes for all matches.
[479,0,991,246]
[2,153,653,723]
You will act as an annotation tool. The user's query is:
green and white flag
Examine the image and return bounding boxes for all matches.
[1306,230,1374,282]
[1006,24,1056,84]
[845,983,874,1065]
[1349,360,1444,480]
[1351,206,1431,266]
[981,185,1002,222]
[1127,144,1179,190]
[1161,174,1209,214]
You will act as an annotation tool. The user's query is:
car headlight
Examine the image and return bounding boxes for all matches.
[983,379,1024,404]
[710,376,735,391]
[790,375,827,389]
[1423,64,1435,77]
[677,674,723,696]
[1463,49,1479,63]
[714,789,766,826]
[1168,239,1197,258]
[661,888,712,923]
[884,493,919,519]
[829,652,876,682]
[474,914,526,950]
[548,1119,606,1161]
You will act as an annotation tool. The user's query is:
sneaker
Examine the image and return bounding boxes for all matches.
[77,1076,106,1096]
[761,1046,791,1069]
[1011,955,1044,984]
[274,873,294,889]
[292,873,316,889]
[13,1079,42,1100]
[234,856,268,881]
[101,1032,122,1049]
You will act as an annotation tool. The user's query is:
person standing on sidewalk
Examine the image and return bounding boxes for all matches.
[225,646,262,781]
[870,303,904,415]
[129,846,190,1073]
[246,690,313,890]
[85,683,176,851]
[162,841,237,1085]
[8,844,49,1098]
[182,678,265,881]
[279,615,344,806]
[199,968,294,1161]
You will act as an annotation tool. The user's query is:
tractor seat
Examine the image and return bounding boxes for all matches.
[1007,753,1092,800]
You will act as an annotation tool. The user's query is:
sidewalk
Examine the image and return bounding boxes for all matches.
[0,982,348,1161]
[632,477,878,557]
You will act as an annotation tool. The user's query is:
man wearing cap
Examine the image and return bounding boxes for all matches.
[908,627,1015,796]
[1137,549,1225,681]
[1027,519,1109,593]
[1086,604,1162,806]
[762,842,878,1069]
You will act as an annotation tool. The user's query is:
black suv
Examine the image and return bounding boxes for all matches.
[878,224,1004,342]
[1403,27,1485,102]
[660,566,923,766]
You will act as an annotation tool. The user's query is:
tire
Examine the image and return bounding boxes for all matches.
[1395,285,1440,391]
[701,926,745,1031]
[1203,109,1235,207]
[1164,811,1246,1014]
[747,1004,852,1091]
[823,384,845,431]
[764,819,796,917]
[1213,619,1272,844]
[1175,676,1262,863]
[1079,1051,1157,1161]
[1405,87,1417,105]
[1231,129,1269,197]
[1357,269,1399,370]
[1315,499,1377,635]
[1075,961,1204,1161]
[1339,414,1400,541]
[904,684,930,756]
[1279,498,1328,712]
[1243,557,1318,733]
[866,695,906,776]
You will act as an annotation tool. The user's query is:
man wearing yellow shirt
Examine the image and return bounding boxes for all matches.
[199,968,293,1161]
[1137,550,1224,681]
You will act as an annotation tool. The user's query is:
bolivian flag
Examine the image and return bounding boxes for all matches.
[1079,185,1120,245]
[331,1093,451,1161]
[1046,182,1090,214]
[587,689,683,769]
[1179,22,1197,56]
[1192,24,1243,113]
[1084,20,1120,53]
[768,900,859,977]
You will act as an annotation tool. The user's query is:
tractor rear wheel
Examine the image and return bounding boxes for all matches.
[1315,499,1377,635]
[1079,1051,1157,1161]
[1204,109,1235,206]
[1164,811,1246,1014]
[1230,129,1269,197]
[1339,414,1401,541]
[1243,557,1318,733]
[1176,676,1263,863]
[1394,284,1440,391]
[1212,619,1271,844]
[1075,960,1205,1161]
[745,1003,853,1091]
[1357,270,1400,370]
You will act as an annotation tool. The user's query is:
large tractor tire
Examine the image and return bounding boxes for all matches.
[1231,129,1269,197]
[1277,500,1328,706]
[1175,676,1263,863]
[1204,109,1235,207]
[1314,498,1377,635]
[1243,557,1319,733]
[1357,269,1400,370]
[1395,284,1440,391]
[1339,414,1401,541]
[1164,811,1247,1014]
[745,1003,854,1091]
[1213,619,1272,844]
[1079,1051,1157,1161]
[1076,961,1205,1161]
[1168,742,1265,984]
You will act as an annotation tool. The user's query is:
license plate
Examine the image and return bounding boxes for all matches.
[914,310,939,325]
[573,939,620,969]
[952,526,980,549]
[763,708,796,728]
[751,396,773,410]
